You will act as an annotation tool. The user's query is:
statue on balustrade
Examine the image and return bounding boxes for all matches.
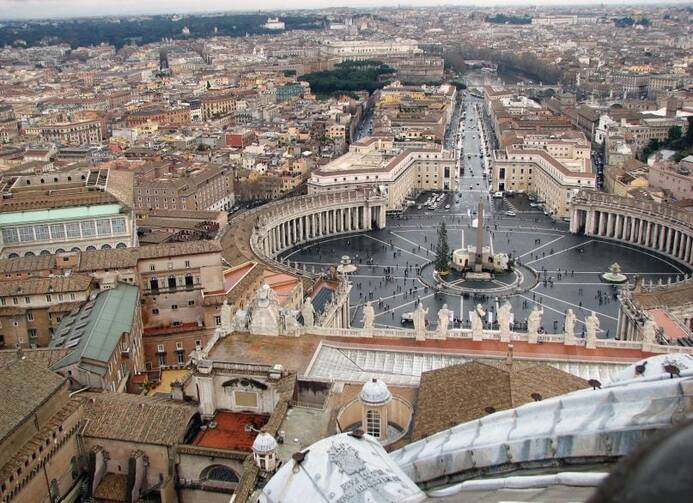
[564,309,577,345]
[362,302,375,331]
[220,299,233,335]
[413,301,428,338]
[301,297,315,328]
[642,318,657,345]
[497,301,512,341]
[471,304,486,340]
[527,305,544,342]
[437,304,451,338]
[585,311,600,347]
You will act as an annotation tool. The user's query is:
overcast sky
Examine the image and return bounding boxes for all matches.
[0,0,687,20]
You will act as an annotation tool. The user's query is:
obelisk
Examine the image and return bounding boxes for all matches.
[474,198,484,272]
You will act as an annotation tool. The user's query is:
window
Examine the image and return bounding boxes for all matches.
[70,293,75,301]
[149,278,159,291]
[157,354,166,367]
[26,312,33,321]
[215,316,221,326]
[176,352,185,365]
[168,276,176,289]
[195,339,202,349]
[187,299,195,306]
[171,304,178,310]
[366,409,381,437]
[149,264,156,272]
[111,218,126,234]
[2,228,18,243]
[176,341,184,350]
[50,224,65,240]
[96,219,111,236]
[46,294,52,302]
[80,221,95,237]
[18,226,34,242]
[184,260,191,268]
[185,274,194,287]
[34,225,50,241]
[152,308,159,315]
[157,344,165,352]
[28,329,37,339]
[65,222,81,239]
[24,297,30,304]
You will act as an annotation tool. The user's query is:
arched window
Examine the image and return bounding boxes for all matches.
[8,253,19,258]
[71,247,80,252]
[85,246,96,251]
[116,242,127,249]
[366,409,380,437]
[40,250,51,255]
[201,465,239,483]
[101,244,111,250]
[24,251,35,257]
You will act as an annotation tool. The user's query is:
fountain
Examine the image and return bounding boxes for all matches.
[601,262,628,284]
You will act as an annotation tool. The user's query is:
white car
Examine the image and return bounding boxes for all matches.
[493,191,503,198]
[505,211,517,217]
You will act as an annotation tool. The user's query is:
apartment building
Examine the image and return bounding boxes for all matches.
[50,283,144,392]
[492,134,596,217]
[126,106,190,127]
[38,119,102,145]
[0,169,136,258]
[133,164,235,211]
[0,274,93,349]
[648,157,693,201]
[136,240,225,369]
[308,136,457,210]
[200,93,236,121]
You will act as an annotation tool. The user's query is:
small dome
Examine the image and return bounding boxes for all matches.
[359,378,392,405]
[252,432,277,454]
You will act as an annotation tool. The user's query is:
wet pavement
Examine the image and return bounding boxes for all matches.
[280,95,688,337]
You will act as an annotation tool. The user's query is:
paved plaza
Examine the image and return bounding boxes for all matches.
[279,95,689,338]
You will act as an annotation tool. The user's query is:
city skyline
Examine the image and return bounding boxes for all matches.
[0,0,690,20]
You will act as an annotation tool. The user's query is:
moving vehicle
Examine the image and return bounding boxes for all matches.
[445,204,451,209]
[493,191,503,198]
[505,211,517,217]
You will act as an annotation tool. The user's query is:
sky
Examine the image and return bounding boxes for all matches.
[0,0,688,21]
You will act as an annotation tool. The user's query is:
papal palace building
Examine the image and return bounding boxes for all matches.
[307,136,457,210]
[491,132,596,217]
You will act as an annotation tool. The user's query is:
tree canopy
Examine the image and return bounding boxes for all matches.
[299,60,395,97]
[0,14,324,49]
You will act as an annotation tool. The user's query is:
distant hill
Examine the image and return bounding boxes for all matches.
[0,14,324,49]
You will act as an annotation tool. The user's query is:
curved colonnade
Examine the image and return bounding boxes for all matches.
[570,190,693,268]
[225,189,388,276]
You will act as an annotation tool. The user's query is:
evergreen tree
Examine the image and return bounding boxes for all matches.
[435,222,450,274]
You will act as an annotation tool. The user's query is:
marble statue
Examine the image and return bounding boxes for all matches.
[585,311,600,348]
[220,299,233,334]
[527,305,544,343]
[564,309,577,345]
[413,302,428,339]
[497,301,512,342]
[642,318,657,345]
[471,304,486,341]
[362,302,375,331]
[283,309,300,336]
[232,309,249,332]
[249,284,281,336]
[437,304,451,338]
[301,297,315,328]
